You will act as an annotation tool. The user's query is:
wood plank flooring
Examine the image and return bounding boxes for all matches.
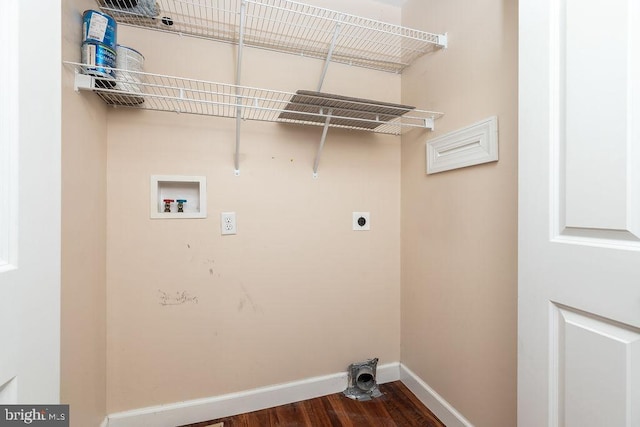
[180,381,445,427]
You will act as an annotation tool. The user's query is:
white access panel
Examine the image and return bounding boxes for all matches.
[426,116,498,174]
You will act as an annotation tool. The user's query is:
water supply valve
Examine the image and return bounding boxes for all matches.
[163,199,174,212]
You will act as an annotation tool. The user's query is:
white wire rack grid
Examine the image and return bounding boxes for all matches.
[95,0,446,73]
[66,61,443,134]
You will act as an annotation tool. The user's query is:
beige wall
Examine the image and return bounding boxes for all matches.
[106,0,402,412]
[60,1,108,425]
[400,1,518,426]
[58,0,518,422]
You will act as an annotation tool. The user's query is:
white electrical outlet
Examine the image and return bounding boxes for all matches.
[353,212,370,231]
[220,212,237,235]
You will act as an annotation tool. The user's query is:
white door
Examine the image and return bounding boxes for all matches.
[519,0,640,426]
[0,0,61,403]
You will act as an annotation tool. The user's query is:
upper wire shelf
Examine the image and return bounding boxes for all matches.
[65,62,443,135]
[95,0,447,73]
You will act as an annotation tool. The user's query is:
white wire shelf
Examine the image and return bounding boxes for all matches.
[65,62,443,135]
[95,0,447,73]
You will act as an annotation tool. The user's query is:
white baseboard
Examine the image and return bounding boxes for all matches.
[400,363,474,427]
[100,418,109,427]
[105,362,400,427]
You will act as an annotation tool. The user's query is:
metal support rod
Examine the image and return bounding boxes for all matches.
[317,15,344,92]
[313,110,332,177]
[234,0,248,175]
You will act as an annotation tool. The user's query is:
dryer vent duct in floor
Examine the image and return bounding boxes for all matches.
[343,358,382,401]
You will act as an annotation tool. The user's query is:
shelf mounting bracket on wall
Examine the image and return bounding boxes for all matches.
[234,0,248,176]
[437,33,449,49]
[424,117,435,130]
[313,109,333,178]
[317,14,345,92]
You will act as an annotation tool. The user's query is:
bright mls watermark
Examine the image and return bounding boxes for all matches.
[0,405,68,426]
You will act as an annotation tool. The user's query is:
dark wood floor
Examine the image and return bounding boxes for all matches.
[180,381,445,427]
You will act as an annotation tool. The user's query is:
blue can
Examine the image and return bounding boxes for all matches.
[82,10,117,50]
[81,42,117,87]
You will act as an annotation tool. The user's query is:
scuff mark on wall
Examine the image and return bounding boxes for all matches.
[158,290,198,306]
[203,259,217,278]
[238,285,262,313]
